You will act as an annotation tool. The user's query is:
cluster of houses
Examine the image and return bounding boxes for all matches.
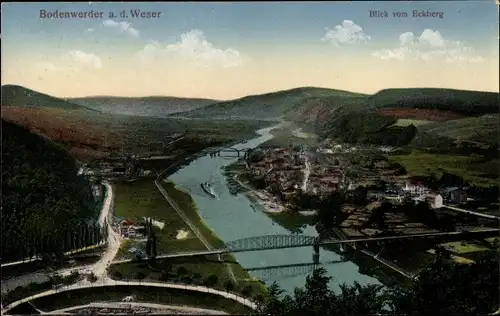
[247,147,351,201]
[248,147,306,200]
[246,145,470,213]
[307,165,344,198]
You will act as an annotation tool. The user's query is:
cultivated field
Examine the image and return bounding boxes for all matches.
[393,119,433,127]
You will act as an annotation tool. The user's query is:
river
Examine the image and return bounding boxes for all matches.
[168,122,380,293]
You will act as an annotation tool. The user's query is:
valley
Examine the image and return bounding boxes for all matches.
[2,83,498,315]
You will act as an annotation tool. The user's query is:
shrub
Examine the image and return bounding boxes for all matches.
[203,274,218,287]
[134,272,147,280]
[241,285,253,296]
[87,273,98,283]
[223,280,235,292]
[176,267,188,276]
[110,270,123,280]
[159,272,169,282]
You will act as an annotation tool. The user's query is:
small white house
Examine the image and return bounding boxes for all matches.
[426,194,443,209]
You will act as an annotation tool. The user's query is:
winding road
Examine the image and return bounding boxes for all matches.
[87,182,122,281]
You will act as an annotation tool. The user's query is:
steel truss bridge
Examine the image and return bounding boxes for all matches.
[206,147,253,158]
[112,229,499,264]
[246,259,347,280]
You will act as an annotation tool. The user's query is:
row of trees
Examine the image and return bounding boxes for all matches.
[258,248,499,315]
[18,223,106,260]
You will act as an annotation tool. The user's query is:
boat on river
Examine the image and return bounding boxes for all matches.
[201,181,218,198]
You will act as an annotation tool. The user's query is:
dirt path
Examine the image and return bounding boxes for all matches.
[64,182,122,284]
[301,154,310,192]
[89,183,122,281]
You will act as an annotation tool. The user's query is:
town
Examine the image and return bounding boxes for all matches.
[238,142,499,277]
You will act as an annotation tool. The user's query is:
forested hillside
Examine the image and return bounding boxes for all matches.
[1,120,103,263]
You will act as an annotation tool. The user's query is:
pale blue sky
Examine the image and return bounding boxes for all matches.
[2,1,498,98]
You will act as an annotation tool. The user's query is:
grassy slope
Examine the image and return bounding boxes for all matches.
[417,115,499,146]
[172,87,367,120]
[1,85,96,111]
[69,96,218,116]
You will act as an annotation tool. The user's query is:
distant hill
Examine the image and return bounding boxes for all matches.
[1,119,99,262]
[311,88,499,147]
[69,96,218,117]
[365,88,499,116]
[1,85,96,111]
[171,87,367,120]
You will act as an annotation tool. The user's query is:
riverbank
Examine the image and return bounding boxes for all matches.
[234,174,286,214]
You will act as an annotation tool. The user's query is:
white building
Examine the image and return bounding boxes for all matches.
[426,194,443,209]
[402,180,428,195]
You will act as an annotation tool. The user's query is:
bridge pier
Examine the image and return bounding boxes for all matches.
[312,243,320,264]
